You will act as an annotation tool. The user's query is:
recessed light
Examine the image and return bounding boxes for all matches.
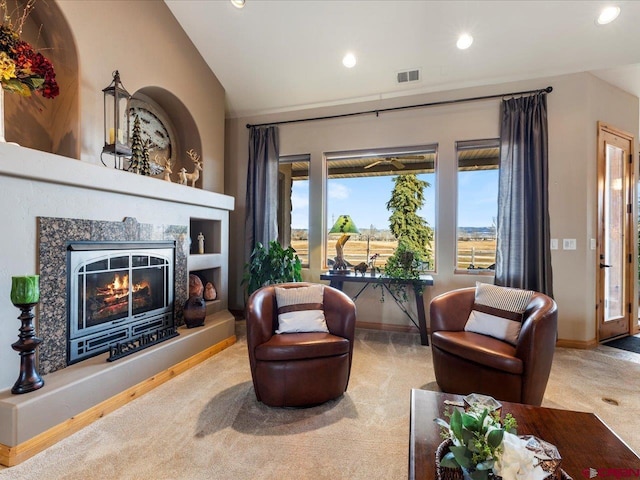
[342,53,356,68]
[456,33,473,50]
[597,6,620,25]
[231,0,245,9]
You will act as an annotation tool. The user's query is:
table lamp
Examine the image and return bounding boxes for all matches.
[329,215,359,273]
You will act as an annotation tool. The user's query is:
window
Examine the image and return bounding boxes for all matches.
[325,145,437,270]
[456,139,500,271]
[278,154,309,266]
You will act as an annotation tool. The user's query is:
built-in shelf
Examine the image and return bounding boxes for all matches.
[189,265,222,314]
[188,253,222,272]
[188,217,225,315]
[190,267,220,290]
[189,218,221,255]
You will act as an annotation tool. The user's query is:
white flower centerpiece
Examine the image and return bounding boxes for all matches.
[435,402,555,480]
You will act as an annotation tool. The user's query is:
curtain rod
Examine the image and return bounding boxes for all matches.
[246,86,553,129]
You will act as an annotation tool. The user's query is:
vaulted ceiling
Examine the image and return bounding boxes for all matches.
[165,1,640,119]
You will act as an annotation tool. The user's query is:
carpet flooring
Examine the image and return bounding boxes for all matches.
[603,334,640,354]
[0,324,639,480]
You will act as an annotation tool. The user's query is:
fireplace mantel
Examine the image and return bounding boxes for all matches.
[0,143,234,212]
[0,144,236,466]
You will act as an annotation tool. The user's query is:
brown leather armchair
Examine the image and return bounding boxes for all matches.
[245,282,356,407]
[430,287,557,406]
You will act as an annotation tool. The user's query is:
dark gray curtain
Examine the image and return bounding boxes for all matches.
[244,126,280,264]
[495,93,553,296]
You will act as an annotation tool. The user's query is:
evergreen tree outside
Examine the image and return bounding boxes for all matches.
[386,174,434,267]
[128,115,144,174]
[376,173,434,301]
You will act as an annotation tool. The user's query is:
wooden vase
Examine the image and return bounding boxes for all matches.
[183,296,206,328]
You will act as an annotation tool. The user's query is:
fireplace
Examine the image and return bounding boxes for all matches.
[67,241,176,364]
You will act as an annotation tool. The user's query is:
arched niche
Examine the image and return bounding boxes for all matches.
[131,86,202,187]
[4,1,80,159]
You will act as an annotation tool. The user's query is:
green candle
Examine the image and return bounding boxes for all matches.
[10,275,40,305]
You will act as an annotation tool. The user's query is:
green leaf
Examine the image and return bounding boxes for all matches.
[461,429,474,447]
[486,428,504,449]
[476,460,494,471]
[434,418,450,430]
[2,79,32,96]
[242,241,301,296]
[23,76,44,90]
[477,409,488,434]
[461,412,480,431]
[440,452,460,469]
[449,446,472,469]
[449,409,463,440]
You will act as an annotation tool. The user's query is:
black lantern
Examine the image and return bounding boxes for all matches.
[101,70,132,169]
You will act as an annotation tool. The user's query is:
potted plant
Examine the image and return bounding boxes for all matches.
[435,405,518,480]
[382,239,425,302]
[242,241,302,297]
[435,404,556,480]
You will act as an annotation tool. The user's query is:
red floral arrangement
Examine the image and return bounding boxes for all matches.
[0,1,59,99]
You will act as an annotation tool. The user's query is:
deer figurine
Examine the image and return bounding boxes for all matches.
[156,155,173,182]
[178,149,202,187]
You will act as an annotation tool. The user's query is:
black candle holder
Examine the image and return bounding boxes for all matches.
[11,302,44,394]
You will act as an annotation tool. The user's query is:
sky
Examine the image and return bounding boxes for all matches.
[291,170,499,231]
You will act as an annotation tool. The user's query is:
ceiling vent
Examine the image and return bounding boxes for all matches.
[397,68,420,84]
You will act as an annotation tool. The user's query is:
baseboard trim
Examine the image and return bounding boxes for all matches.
[0,335,236,467]
[356,321,419,334]
[556,338,598,349]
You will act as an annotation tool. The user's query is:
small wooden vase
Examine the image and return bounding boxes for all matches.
[183,296,206,328]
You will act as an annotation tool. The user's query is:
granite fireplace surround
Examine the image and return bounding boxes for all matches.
[38,216,188,375]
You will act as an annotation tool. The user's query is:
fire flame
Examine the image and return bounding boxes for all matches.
[90,273,154,320]
[112,274,128,291]
[104,274,149,296]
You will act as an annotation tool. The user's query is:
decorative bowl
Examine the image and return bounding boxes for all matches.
[463,393,502,413]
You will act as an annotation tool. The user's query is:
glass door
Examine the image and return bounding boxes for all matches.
[597,123,635,341]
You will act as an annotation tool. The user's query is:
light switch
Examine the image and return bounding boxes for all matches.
[590,238,596,250]
[550,239,558,250]
[563,238,577,250]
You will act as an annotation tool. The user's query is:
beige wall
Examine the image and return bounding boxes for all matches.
[225,72,639,345]
[56,0,226,192]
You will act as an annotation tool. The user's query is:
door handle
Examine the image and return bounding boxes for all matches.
[600,263,611,268]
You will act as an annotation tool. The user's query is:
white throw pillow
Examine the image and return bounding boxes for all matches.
[464,282,534,345]
[274,284,329,334]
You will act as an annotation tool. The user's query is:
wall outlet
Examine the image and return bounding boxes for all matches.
[563,238,577,250]
[550,239,558,250]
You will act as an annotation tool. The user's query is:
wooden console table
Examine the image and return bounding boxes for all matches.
[320,272,434,345]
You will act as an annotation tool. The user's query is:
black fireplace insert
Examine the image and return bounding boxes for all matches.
[66,241,175,364]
